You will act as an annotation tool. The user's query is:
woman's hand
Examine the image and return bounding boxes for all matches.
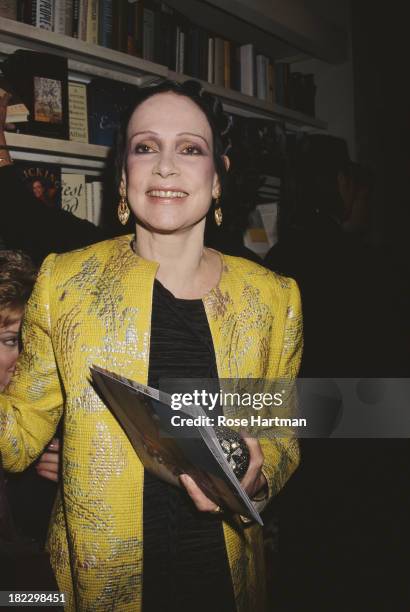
[35,438,60,483]
[179,435,267,513]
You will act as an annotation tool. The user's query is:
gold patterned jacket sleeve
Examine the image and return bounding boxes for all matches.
[258,276,302,505]
[0,253,63,471]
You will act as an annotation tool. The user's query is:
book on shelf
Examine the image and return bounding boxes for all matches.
[72,0,80,37]
[240,43,255,97]
[86,0,99,44]
[223,40,231,89]
[68,81,89,143]
[14,161,62,209]
[275,62,290,107]
[18,0,54,30]
[98,0,112,48]
[267,62,275,103]
[90,365,263,525]
[0,0,17,19]
[61,173,87,219]
[85,179,103,225]
[77,0,87,40]
[53,0,73,36]
[111,0,127,53]
[207,37,214,84]
[87,77,138,146]
[256,54,269,101]
[127,0,143,56]
[213,37,224,87]
[2,50,69,139]
[0,76,29,123]
[142,0,155,61]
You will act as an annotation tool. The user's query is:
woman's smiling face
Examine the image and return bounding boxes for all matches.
[123,92,221,234]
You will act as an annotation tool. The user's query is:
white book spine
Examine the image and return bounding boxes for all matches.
[92,181,103,226]
[240,45,254,96]
[86,181,94,223]
[37,0,54,30]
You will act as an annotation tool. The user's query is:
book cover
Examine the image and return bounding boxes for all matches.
[2,50,69,139]
[68,81,89,143]
[61,173,87,219]
[90,365,263,524]
[87,77,138,146]
[0,0,17,19]
[0,76,29,123]
[14,161,62,209]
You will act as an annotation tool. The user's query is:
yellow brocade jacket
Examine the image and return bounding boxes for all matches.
[0,236,302,612]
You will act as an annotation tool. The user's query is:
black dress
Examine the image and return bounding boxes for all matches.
[142,280,236,612]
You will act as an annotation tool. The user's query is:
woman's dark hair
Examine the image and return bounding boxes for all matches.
[114,79,232,203]
[0,250,37,327]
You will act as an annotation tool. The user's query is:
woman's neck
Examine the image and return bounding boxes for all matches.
[134,223,221,299]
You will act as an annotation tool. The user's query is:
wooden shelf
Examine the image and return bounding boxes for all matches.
[0,16,327,130]
[199,0,347,64]
[5,132,109,170]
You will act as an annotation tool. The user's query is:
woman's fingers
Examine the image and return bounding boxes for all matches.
[179,473,219,513]
[36,438,60,483]
[36,468,59,483]
[47,438,60,451]
[239,436,267,498]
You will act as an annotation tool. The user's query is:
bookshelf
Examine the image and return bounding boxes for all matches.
[0,11,331,167]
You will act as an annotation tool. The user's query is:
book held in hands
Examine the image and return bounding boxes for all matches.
[90,365,263,525]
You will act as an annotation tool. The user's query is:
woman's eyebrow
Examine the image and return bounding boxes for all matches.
[177,132,209,146]
[129,130,159,139]
[129,130,209,147]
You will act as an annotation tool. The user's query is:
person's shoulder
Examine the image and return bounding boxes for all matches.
[40,235,133,282]
[222,252,298,295]
[55,234,132,266]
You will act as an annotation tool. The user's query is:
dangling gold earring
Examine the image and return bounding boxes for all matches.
[118,183,130,225]
[214,189,223,227]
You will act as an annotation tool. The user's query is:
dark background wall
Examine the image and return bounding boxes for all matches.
[352,0,410,253]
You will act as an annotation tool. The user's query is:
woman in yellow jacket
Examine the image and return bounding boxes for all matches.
[0,81,302,611]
